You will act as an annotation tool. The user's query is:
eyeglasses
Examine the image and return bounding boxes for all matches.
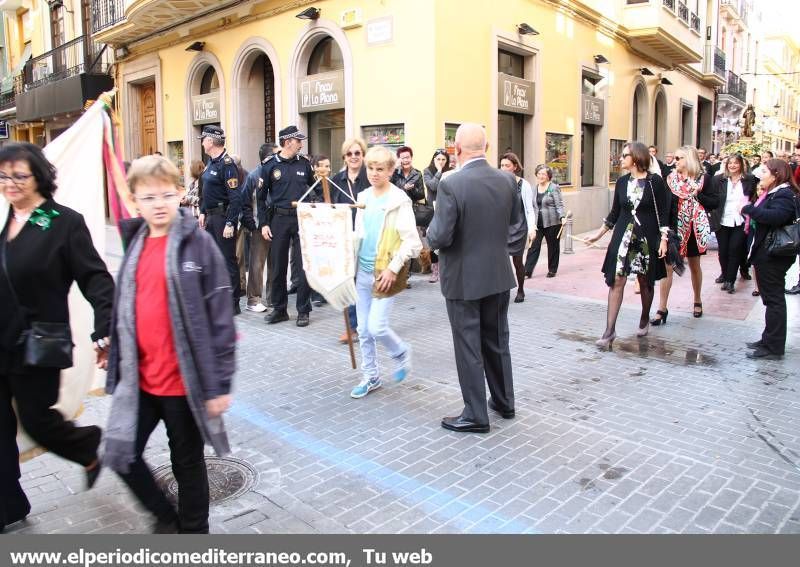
[620,153,631,158]
[345,150,362,158]
[0,172,34,184]
[135,192,180,206]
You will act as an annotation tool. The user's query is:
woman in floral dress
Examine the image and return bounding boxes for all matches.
[586,142,671,349]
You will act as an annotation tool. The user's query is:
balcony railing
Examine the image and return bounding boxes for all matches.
[21,36,112,91]
[703,43,726,79]
[91,0,126,34]
[677,1,689,24]
[720,70,747,104]
[662,0,675,10]
[690,12,700,33]
[0,75,25,111]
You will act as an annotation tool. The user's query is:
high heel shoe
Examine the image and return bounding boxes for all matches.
[693,302,703,318]
[650,309,668,326]
[636,324,650,337]
[595,333,616,350]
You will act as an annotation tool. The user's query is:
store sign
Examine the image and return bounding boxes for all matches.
[581,95,604,125]
[367,16,393,45]
[498,73,534,116]
[298,71,345,113]
[192,93,220,126]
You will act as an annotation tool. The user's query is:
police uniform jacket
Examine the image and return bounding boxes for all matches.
[200,150,242,224]
[256,153,316,228]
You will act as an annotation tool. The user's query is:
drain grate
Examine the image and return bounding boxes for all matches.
[153,456,258,504]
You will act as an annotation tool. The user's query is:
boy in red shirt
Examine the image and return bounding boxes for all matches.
[104,156,236,533]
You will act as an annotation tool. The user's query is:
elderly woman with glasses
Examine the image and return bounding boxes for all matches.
[651,146,718,324]
[585,141,670,349]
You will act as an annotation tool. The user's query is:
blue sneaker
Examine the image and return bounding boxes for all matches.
[392,346,412,383]
[350,377,381,399]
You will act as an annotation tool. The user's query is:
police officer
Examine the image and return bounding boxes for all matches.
[257,125,317,327]
[197,125,243,314]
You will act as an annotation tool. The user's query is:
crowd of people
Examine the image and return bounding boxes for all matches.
[1,124,798,535]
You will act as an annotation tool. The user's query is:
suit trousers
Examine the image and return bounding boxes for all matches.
[525,225,561,276]
[715,225,747,284]
[1,366,101,530]
[445,292,514,424]
[754,255,794,355]
[236,228,248,296]
[269,214,312,314]
[206,214,241,301]
[246,230,271,306]
[116,391,209,534]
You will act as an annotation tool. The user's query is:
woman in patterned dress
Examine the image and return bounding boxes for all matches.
[651,146,718,323]
[586,142,671,349]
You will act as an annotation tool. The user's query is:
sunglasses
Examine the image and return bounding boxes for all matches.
[345,150,362,158]
[675,156,685,160]
[621,153,631,158]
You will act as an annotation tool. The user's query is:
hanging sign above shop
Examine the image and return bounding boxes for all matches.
[581,95,604,125]
[298,70,345,113]
[498,73,534,116]
[191,92,220,126]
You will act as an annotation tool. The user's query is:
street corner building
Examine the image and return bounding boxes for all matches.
[3,1,797,234]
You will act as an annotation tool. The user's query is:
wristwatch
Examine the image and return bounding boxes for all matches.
[225,221,233,227]
[94,338,108,351]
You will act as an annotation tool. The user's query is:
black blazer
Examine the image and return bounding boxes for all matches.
[427,159,520,300]
[741,186,798,265]
[0,200,114,359]
[708,174,758,231]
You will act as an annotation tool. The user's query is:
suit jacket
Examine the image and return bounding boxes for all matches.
[427,159,520,300]
[532,181,565,228]
[708,173,758,231]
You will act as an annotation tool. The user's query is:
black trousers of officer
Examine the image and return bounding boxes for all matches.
[270,211,311,314]
[206,213,241,302]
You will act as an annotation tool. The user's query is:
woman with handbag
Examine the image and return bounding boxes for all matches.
[524,164,566,279]
[0,143,114,532]
[499,153,535,303]
[740,159,799,360]
[651,146,718,324]
[350,146,422,399]
[585,142,670,349]
[423,149,452,283]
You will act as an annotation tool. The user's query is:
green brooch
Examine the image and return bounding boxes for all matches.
[29,208,60,231]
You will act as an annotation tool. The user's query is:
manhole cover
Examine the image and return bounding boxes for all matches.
[153,456,258,504]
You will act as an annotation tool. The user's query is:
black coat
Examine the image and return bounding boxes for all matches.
[601,173,671,287]
[708,174,758,231]
[331,166,370,224]
[0,200,114,369]
[741,186,798,266]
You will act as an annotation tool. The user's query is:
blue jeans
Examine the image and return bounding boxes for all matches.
[355,270,407,380]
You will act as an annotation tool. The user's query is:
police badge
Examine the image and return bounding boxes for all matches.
[273,169,282,181]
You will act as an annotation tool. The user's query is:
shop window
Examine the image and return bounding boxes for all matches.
[545,133,572,185]
[362,124,405,153]
[498,50,524,78]
[444,123,459,157]
[498,112,524,160]
[308,37,344,74]
[609,139,625,185]
[200,67,219,94]
[309,109,345,169]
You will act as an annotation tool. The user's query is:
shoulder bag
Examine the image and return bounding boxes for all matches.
[1,235,74,369]
[412,171,435,228]
[766,195,800,258]
[649,178,685,276]
[372,261,410,299]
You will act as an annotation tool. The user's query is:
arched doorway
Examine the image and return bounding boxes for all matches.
[303,37,345,169]
[185,53,225,170]
[232,39,281,172]
[632,82,648,142]
[653,89,667,152]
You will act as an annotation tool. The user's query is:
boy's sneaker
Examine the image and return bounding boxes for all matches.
[392,346,412,383]
[350,377,381,399]
[246,303,267,313]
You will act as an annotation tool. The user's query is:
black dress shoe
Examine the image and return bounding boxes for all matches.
[233,301,241,315]
[721,282,731,291]
[546,272,556,278]
[786,284,800,295]
[296,313,310,327]
[746,348,783,360]
[266,310,289,324]
[441,415,490,433]
[715,275,725,284]
[86,460,102,490]
[745,340,763,349]
[740,270,752,281]
[727,284,736,294]
[513,293,524,303]
[488,398,515,419]
[152,517,180,534]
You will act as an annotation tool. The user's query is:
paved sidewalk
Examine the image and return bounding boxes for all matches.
[8,236,800,534]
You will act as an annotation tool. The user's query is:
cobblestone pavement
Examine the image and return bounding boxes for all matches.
[9,247,800,534]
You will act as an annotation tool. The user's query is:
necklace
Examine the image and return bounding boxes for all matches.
[13,211,31,223]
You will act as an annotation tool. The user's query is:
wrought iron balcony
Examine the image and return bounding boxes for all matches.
[702,44,726,82]
[677,1,689,24]
[690,12,700,33]
[21,36,111,91]
[662,0,675,11]
[92,0,125,34]
[719,70,747,104]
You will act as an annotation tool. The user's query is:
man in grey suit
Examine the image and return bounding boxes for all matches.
[427,123,521,433]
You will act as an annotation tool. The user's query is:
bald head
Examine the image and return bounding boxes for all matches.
[455,123,487,164]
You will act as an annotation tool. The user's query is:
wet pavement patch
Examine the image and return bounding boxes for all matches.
[154,456,258,505]
[557,331,718,367]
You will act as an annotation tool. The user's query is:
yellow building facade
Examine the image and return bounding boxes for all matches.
[9,0,725,230]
